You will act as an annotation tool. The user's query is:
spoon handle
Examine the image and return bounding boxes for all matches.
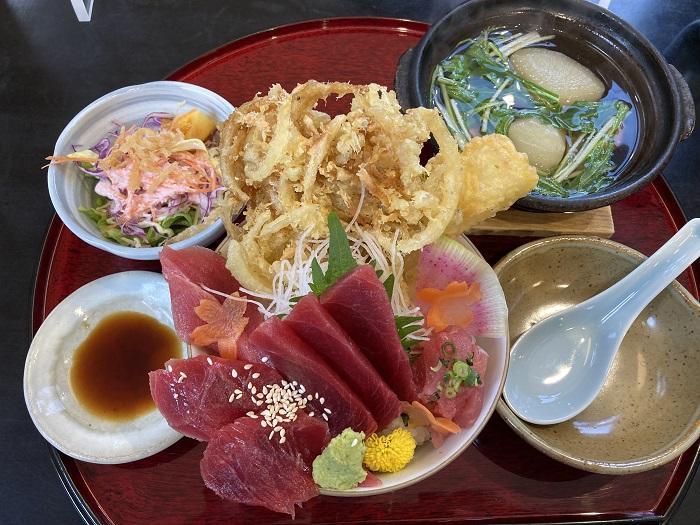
[598,218,700,323]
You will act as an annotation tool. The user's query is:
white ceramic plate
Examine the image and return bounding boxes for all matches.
[47,80,234,260]
[321,235,510,496]
[24,271,186,464]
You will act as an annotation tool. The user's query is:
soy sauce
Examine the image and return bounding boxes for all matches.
[70,311,181,421]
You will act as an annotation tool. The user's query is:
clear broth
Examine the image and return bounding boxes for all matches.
[432,29,639,197]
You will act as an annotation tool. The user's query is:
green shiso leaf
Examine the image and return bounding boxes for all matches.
[383,274,395,299]
[309,211,358,296]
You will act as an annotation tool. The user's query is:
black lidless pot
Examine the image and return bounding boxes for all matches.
[395,0,695,212]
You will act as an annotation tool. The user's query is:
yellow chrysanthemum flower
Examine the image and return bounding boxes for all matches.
[363,428,416,473]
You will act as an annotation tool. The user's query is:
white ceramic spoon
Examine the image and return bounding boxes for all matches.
[503,218,700,425]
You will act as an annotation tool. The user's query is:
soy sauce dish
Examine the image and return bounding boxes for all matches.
[24,271,186,464]
[395,0,695,212]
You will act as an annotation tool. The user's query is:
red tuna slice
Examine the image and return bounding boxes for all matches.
[161,245,237,293]
[201,413,330,517]
[148,355,282,441]
[160,246,263,350]
[239,316,378,436]
[285,294,400,429]
[413,327,488,429]
[321,265,416,402]
[164,274,212,344]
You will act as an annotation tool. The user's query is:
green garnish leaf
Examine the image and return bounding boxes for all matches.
[325,211,358,283]
[383,274,395,299]
[309,258,329,296]
[395,315,424,353]
[309,212,358,296]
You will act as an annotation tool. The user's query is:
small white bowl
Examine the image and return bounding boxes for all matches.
[47,81,234,260]
[24,271,186,463]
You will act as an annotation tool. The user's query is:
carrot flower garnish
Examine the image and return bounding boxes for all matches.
[401,401,460,434]
[416,280,481,331]
[191,295,249,359]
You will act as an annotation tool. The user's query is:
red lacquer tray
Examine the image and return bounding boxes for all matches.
[33,18,700,525]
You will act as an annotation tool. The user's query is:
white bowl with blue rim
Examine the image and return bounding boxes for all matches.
[47,80,234,261]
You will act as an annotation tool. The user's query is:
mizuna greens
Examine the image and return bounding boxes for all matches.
[431,28,635,197]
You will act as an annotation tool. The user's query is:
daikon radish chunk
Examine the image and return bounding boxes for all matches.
[507,118,567,172]
[510,48,605,104]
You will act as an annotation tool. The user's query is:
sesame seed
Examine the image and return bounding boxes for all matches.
[314,392,319,399]
[234,389,242,395]
[282,380,288,387]
[231,369,238,378]
[252,372,260,379]
[322,413,329,421]
[229,394,236,403]
[256,392,263,398]
[261,356,269,363]
[274,426,282,432]
[269,430,274,440]
[351,438,358,447]
[166,365,173,373]
[244,364,253,370]
[251,386,257,395]
[261,421,267,427]
[247,382,253,390]
[324,408,331,414]
[246,411,255,417]
[279,436,286,444]
[236,393,243,399]
[280,429,286,437]
[256,400,263,406]
[206,357,213,365]
[309,412,314,417]
[173,393,178,399]
[292,381,298,386]
[307,395,313,401]
[320,397,325,405]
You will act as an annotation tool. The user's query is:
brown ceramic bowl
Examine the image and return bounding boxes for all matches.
[493,236,700,474]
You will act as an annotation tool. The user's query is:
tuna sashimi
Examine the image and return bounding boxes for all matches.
[239,316,378,436]
[201,414,330,517]
[321,265,416,401]
[161,245,238,293]
[149,355,282,440]
[163,273,213,344]
[160,246,263,351]
[285,294,400,429]
[413,327,488,428]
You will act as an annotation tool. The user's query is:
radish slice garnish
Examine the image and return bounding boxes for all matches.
[415,236,507,339]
